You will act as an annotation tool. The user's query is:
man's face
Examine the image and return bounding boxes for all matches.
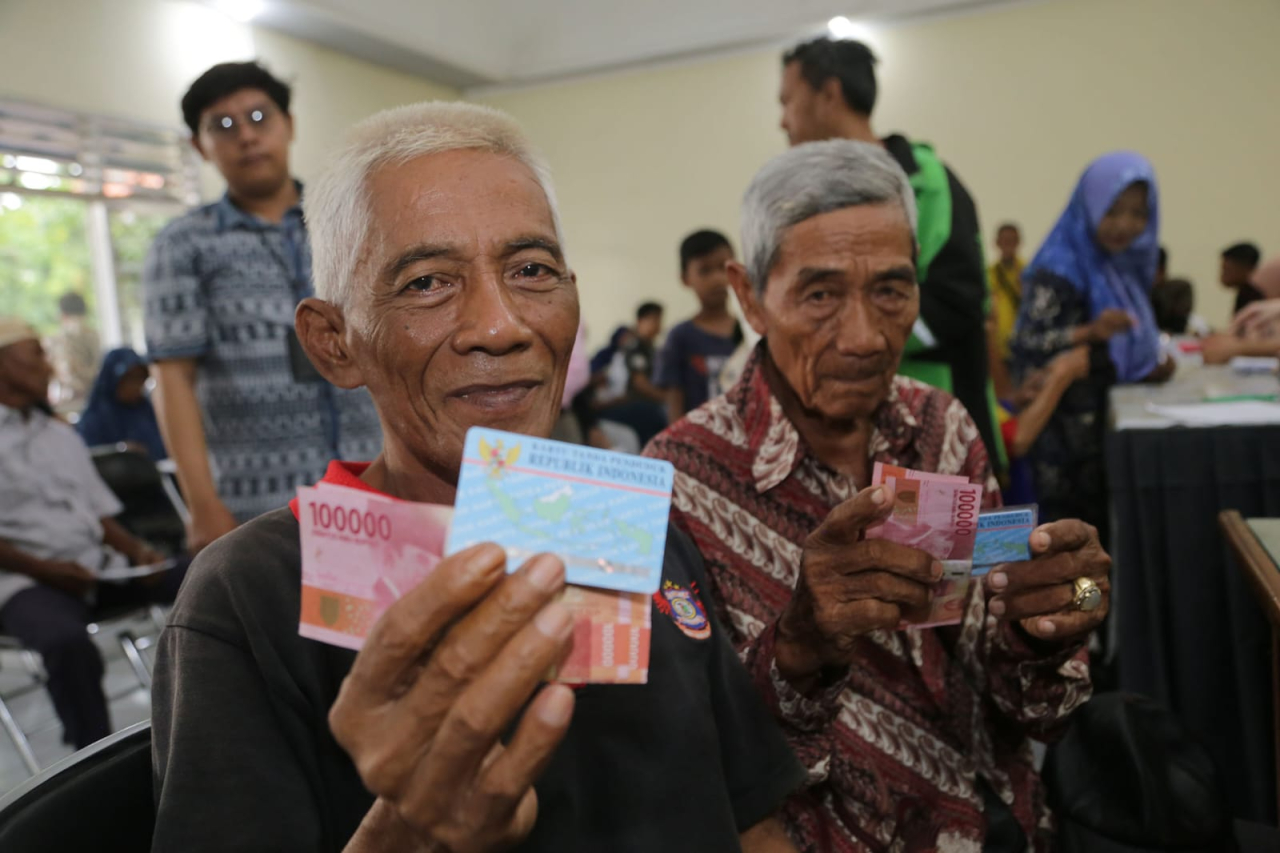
[635,312,663,342]
[779,61,831,146]
[1221,258,1252,288]
[682,245,734,312]
[345,149,578,480]
[0,338,52,406]
[996,228,1020,264]
[734,203,917,422]
[193,88,294,199]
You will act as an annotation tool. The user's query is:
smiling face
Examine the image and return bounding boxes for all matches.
[730,202,917,423]
[1095,182,1150,255]
[323,148,578,482]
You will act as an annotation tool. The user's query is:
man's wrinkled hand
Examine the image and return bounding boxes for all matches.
[777,484,942,683]
[985,519,1111,642]
[329,544,577,853]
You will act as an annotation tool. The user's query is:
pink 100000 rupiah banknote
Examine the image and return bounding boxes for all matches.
[298,483,652,683]
[864,468,983,627]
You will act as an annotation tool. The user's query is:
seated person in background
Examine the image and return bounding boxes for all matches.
[646,140,1111,851]
[1221,241,1264,317]
[595,301,668,446]
[76,347,168,459]
[150,102,803,853]
[557,323,641,452]
[1003,346,1096,460]
[1151,278,1210,337]
[1209,256,1280,363]
[654,229,742,423]
[0,318,179,751]
[589,325,634,388]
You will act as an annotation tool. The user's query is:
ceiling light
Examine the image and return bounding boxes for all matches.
[213,0,265,23]
[827,16,874,42]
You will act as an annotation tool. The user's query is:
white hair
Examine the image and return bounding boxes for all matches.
[305,101,563,308]
[740,139,918,293]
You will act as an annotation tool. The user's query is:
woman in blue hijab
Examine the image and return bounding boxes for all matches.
[76,347,168,460]
[1012,151,1172,537]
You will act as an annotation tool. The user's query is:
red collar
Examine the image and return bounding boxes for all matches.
[287,460,382,518]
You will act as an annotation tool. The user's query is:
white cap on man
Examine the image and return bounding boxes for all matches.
[0,317,38,350]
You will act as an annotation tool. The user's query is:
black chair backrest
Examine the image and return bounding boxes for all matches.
[0,721,154,852]
[91,446,186,554]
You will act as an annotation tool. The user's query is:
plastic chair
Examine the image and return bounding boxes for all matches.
[0,605,163,777]
[89,445,188,555]
[0,721,153,852]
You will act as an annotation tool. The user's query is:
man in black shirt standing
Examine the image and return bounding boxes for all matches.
[1221,241,1264,317]
[150,102,802,853]
[776,37,1003,475]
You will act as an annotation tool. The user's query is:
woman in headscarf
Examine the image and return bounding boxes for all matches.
[76,347,167,459]
[1012,151,1172,536]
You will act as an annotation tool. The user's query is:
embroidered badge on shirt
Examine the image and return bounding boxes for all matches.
[653,580,712,640]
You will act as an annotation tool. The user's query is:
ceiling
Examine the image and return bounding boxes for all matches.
[249,0,1022,92]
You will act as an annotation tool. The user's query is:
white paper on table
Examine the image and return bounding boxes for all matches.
[1144,401,1280,427]
[1229,356,1280,375]
[97,559,179,583]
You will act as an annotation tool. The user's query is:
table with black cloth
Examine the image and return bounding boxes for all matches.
[1107,365,1280,824]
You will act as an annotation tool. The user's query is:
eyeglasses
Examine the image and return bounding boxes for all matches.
[203,104,279,138]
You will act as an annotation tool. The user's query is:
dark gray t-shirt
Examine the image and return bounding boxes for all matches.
[151,507,803,852]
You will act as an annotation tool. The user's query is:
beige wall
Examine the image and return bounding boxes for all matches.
[2,0,1277,339]
[478,0,1280,341]
[0,0,458,195]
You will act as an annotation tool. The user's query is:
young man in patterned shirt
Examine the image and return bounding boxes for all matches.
[144,62,382,550]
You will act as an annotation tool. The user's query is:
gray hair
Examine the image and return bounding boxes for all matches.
[741,139,918,293]
[305,101,563,309]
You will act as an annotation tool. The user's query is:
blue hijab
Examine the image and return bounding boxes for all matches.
[76,348,167,460]
[1023,151,1161,382]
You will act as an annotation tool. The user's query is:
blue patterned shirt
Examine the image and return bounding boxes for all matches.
[143,186,382,522]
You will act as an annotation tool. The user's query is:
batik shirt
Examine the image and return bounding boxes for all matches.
[143,187,382,522]
[646,345,1092,852]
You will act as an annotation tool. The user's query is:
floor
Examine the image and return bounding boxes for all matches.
[0,612,160,797]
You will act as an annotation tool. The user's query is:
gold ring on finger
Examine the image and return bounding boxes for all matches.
[1072,577,1102,613]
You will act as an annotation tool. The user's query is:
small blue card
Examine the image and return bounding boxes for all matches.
[971,505,1038,575]
[445,427,674,595]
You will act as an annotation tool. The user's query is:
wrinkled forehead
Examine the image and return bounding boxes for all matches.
[782,202,915,258]
[349,150,561,296]
[367,150,555,246]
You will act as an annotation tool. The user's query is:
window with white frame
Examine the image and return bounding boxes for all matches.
[0,99,201,409]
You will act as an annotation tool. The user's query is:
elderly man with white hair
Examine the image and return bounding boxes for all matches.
[646,141,1112,851]
[149,102,804,853]
[0,318,172,751]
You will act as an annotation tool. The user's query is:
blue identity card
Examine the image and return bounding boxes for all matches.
[971,505,1039,575]
[446,427,674,595]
